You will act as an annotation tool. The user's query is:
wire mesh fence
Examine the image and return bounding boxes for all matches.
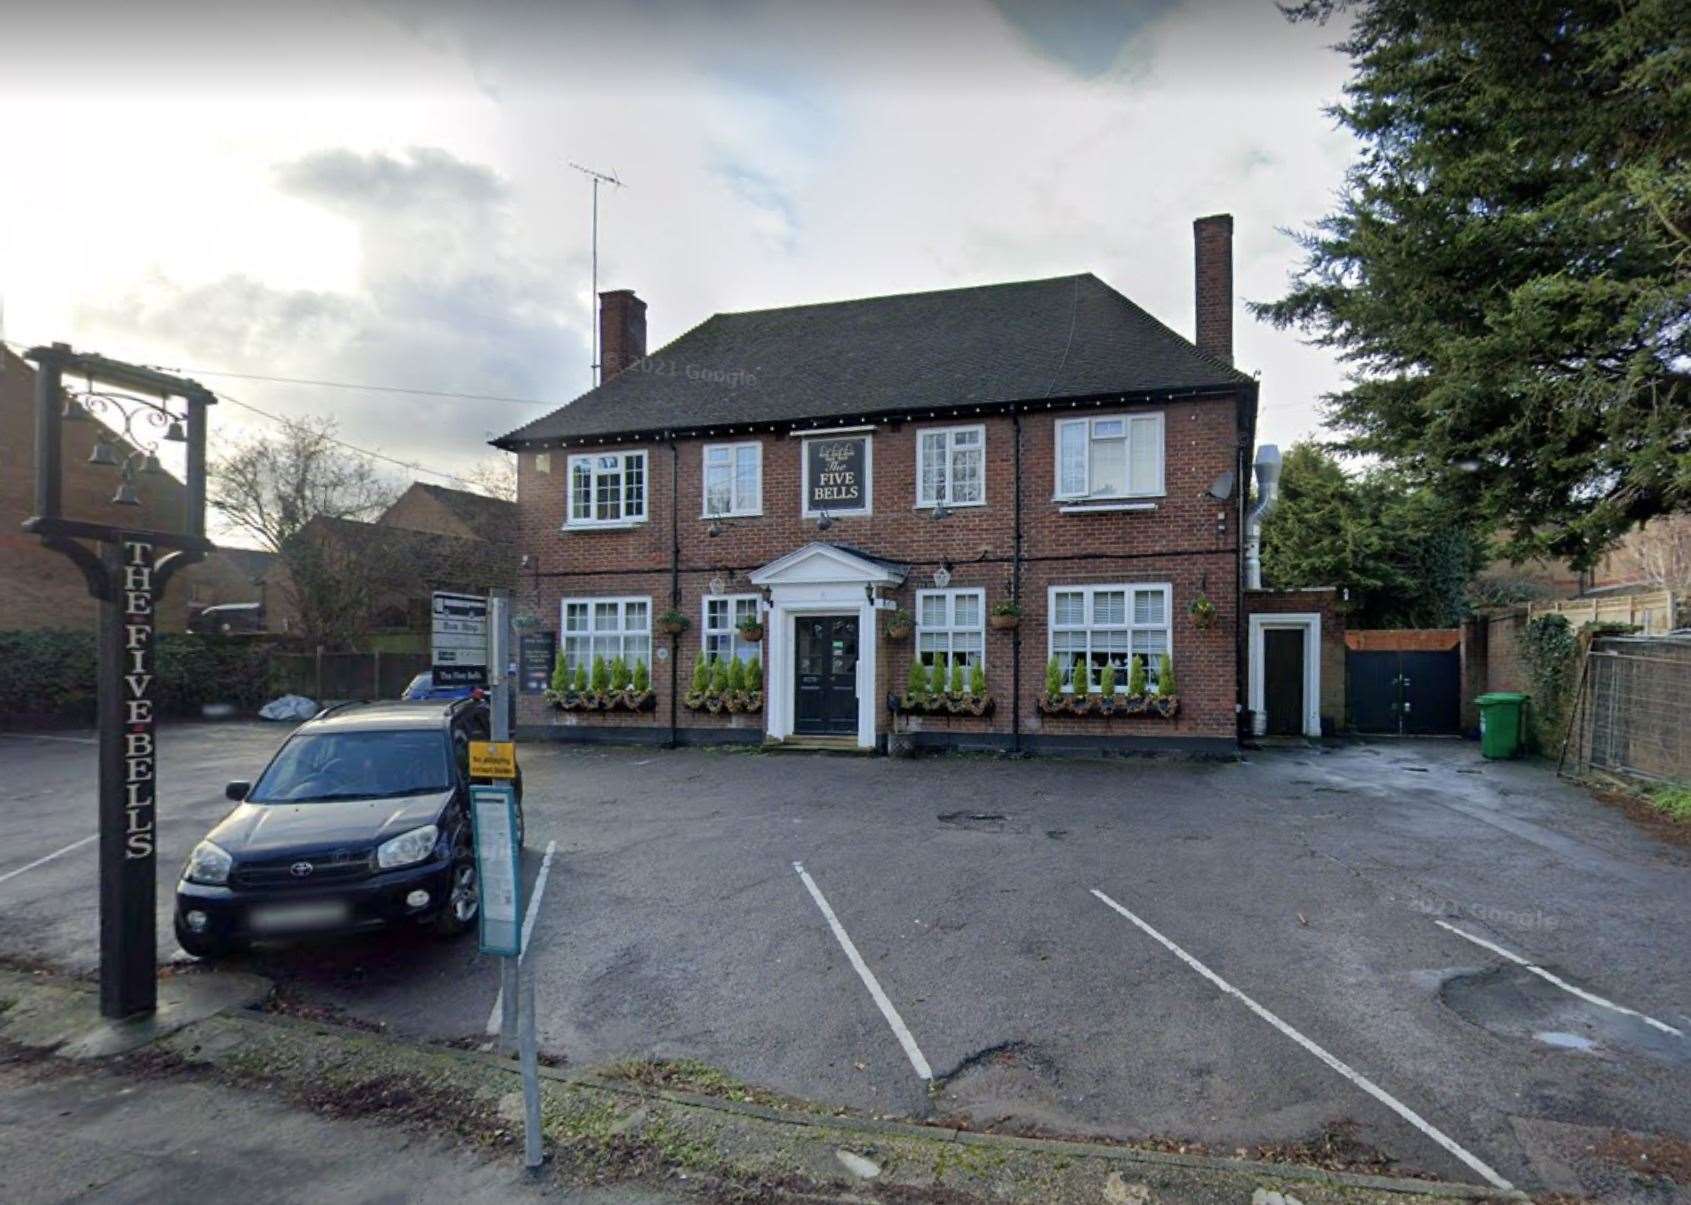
[1562,634,1691,784]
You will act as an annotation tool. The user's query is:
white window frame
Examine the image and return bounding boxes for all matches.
[914,587,986,675]
[559,596,652,679]
[915,424,986,509]
[701,441,762,518]
[800,434,873,518]
[1053,412,1165,501]
[701,594,762,664]
[565,449,649,529]
[1047,583,1172,692]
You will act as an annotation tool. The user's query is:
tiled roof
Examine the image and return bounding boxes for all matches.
[494,273,1251,447]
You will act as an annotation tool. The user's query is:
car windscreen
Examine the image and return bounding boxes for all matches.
[249,729,451,803]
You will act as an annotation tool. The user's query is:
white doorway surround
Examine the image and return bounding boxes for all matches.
[750,543,906,749]
[1247,611,1322,737]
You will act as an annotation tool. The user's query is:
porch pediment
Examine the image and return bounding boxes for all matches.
[749,542,906,588]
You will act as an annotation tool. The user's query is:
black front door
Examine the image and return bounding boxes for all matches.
[1264,627,1306,735]
[794,616,858,735]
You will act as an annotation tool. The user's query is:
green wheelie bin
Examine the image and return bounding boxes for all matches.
[1476,692,1528,759]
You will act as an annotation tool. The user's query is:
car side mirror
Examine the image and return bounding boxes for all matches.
[225,780,251,801]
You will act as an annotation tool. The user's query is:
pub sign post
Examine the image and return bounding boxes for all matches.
[24,343,215,1020]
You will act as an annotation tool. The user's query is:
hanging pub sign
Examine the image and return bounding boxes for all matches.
[803,434,871,515]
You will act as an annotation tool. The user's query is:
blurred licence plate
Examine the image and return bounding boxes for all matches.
[249,901,348,932]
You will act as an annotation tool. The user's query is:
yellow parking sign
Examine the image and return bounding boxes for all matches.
[469,740,517,778]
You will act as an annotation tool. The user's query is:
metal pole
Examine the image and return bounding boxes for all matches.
[591,175,599,387]
[520,959,544,1169]
[488,592,518,1053]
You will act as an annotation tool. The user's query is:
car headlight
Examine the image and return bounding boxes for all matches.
[185,841,232,886]
[376,824,439,870]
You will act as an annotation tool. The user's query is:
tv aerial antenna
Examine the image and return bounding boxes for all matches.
[568,161,625,387]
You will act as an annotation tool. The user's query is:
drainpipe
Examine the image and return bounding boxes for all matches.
[667,437,680,750]
[1011,406,1023,754]
[1244,444,1281,591]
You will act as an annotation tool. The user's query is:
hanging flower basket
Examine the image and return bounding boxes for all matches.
[1188,593,1218,630]
[657,611,690,637]
[1037,693,1179,719]
[683,689,763,715]
[883,610,914,640]
[989,600,1021,630]
[737,620,765,643]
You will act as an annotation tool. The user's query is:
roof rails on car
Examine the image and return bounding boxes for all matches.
[310,700,364,721]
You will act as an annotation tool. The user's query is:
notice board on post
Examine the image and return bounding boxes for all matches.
[470,783,522,956]
[518,630,556,695]
[432,591,488,688]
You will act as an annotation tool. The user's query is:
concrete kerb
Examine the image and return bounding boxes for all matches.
[0,969,1521,1202]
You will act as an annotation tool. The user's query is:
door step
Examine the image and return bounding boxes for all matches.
[763,735,872,754]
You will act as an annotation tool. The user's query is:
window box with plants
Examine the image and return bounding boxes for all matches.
[545,655,658,712]
[890,656,995,718]
[1036,655,1180,719]
[683,654,764,714]
[988,599,1021,631]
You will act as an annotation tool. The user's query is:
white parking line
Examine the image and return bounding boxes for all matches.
[0,834,98,886]
[1434,919,1683,1038]
[0,732,96,745]
[1092,888,1513,1192]
[484,839,558,1035]
[794,861,932,1081]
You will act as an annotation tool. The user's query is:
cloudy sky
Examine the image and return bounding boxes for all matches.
[1,0,1356,509]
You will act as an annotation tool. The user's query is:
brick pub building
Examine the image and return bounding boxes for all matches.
[497,215,1327,753]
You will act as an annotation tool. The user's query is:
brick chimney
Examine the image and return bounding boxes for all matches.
[1193,214,1233,364]
[598,289,647,382]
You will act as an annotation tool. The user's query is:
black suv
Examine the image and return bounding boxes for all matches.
[175,698,523,958]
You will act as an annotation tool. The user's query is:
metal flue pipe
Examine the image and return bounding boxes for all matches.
[1244,444,1281,590]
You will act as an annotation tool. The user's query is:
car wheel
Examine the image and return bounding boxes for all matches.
[174,918,239,960]
[432,857,479,938]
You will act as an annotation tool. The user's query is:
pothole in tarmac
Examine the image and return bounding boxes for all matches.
[1439,965,1690,1069]
[928,1041,1091,1135]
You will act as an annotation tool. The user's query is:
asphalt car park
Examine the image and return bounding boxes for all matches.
[1,726,1687,1196]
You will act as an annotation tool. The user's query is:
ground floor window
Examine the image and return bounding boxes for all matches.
[702,595,760,664]
[1048,583,1170,690]
[561,597,651,678]
[916,588,984,671]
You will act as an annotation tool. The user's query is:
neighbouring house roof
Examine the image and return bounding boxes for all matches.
[399,482,517,544]
[275,515,515,590]
[212,546,277,583]
[493,273,1254,448]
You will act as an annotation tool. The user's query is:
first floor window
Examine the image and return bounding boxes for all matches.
[1049,584,1170,690]
[702,595,760,663]
[567,450,647,526]
[703,442,761,516]
[917,425,985,507]
[561,597,650,679]
[1055,413,1163,499]
[916,588,984,670]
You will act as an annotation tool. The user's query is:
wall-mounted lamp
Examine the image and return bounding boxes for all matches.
[816,510,833,532]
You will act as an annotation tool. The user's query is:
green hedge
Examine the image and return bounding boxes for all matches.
[0,630,281,726]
